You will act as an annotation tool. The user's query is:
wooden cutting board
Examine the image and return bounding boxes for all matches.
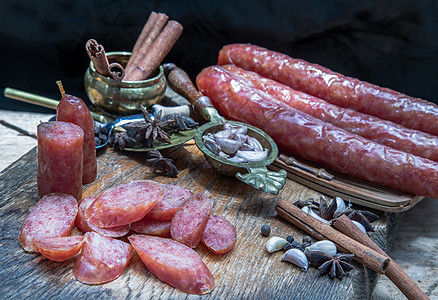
[0,143,401,299]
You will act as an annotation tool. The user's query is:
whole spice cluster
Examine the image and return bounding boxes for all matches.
[261,224,355,279]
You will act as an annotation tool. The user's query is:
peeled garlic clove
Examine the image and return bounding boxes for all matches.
[227,155,248,163]
[304,240,337,257]
[224,122,247,135]
[214,137,242,155]
[265,237,288,253]
[281,249,309,271]
[246,136,264,151]
[213,129,233,139]
[203,135,221,155]
[332,197,347,218]
[236,150,269,162]
[352,220,367,234]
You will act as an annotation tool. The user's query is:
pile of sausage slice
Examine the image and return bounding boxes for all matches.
[19,180,237,295]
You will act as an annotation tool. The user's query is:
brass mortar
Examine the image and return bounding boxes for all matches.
[84,51,166,115]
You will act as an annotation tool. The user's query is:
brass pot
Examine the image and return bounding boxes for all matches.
[84,51,166,115]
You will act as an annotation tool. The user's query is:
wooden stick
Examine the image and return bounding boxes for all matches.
[333,214,429,300]
[276,199,390,274]
[124,20,183,81]
[124,12,168,77]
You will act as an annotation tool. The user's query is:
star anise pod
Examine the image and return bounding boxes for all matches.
[141,105,175,147]
[145,149,179,177]
[112,131,137,151]
[307,251,355,279]
[161,113,199,132]
[345,209,379,232]
[318,196,337,220]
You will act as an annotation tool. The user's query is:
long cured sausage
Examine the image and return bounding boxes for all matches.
[218,44,438,136]
[221,64,438,162]
[196,66,438,198]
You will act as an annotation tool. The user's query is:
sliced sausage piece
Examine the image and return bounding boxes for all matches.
[222,64,438,163]
[201,215,236,255]
[19,193,78,252]
[73,232,133,284]
[35,236,85,261]
[131,216,171,237]
[76,196,130,237]
[196,65,438,198]
[128,234,215,294]
[37,121,84,200]
[170,191,213,248]
[146,184,194,220]
[85,180,165,228]
[218,43,438,136]
[57,92,97,184]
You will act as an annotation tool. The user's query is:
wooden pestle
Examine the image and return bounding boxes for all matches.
[333,214,429,300]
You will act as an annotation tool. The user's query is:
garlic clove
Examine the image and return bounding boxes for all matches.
[265,237,288,253]
[307,207,332,225]
[212,129,233,139]
[304,240,337,257]
[281,249,309,271]
[236,150,269,162]
[332,196,347,218]
[202,135,221,155]
[352,220,367,234]
[214,136,243,155]
[246,136,264,151]
[227,155,248,163]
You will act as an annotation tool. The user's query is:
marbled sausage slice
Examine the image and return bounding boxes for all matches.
[76,196,130,237]
[73,232,133,284]
[128,235,215,294]
[86,180,165,228]
[35,236,84,261]
[146,184,194,220]
[201,215,237,255]
[131,216,171,237]
[19,193,78,252]
[170,191,213,248]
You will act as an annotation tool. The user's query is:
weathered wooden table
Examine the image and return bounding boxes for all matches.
[0,138,400,299]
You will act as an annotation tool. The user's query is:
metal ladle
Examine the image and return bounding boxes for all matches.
[3,87,192,149]
[165,64,287,195]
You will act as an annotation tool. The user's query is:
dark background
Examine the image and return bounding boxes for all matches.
[1,0,437,113]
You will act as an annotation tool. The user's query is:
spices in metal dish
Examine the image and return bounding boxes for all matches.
[261,225,271,236]
[202,121,269,163]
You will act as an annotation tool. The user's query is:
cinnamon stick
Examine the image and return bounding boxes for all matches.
[276,199,390,274]
[124,20,183,81]
[124,12,168,77]
[108,62,125,81]
[333,214,428,300]
[85,39,110,77]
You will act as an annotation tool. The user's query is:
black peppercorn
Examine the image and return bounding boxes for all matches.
[302,236,313,244]
[286,235,295,243]
[261,225,271,236]
[302,242,311,249]
[283,242,294,251]
[291,240,302,249]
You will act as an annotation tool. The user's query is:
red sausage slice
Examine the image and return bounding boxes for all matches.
[146,184,193,221]
[131,216,171,237]
[170,191,213,248]
[73,232,133,284]
[19,193,78,252]
[76,196,130,237]
[128,235,215,294]
[35,236,85,261]
[85,180,165,228]
[201,215,237,255]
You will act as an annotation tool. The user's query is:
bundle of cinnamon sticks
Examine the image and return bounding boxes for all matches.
[124,11,183,81]
[86,11,183,82]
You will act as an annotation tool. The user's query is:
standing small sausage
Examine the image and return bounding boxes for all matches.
[196,65,438,198]
[37,121,84,200]
[218,44,438,136]
[56,82,97,184]
[221,64,438,163]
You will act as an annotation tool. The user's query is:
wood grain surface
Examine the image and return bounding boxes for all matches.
[0,142,399,299]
